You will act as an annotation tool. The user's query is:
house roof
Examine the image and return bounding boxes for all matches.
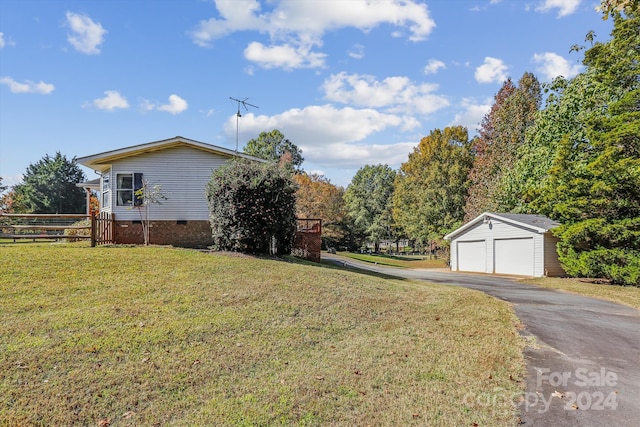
[75,178,101,189]
[444,212,561,240]
[77,136,267,171]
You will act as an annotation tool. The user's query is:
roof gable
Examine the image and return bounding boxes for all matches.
[444,212,560,240]
[77,136,266,171]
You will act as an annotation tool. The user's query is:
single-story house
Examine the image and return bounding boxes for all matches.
[444,212,565,277]
[77,136,265,248]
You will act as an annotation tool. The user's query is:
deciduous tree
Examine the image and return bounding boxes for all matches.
[293,173,345,244]
[243,129,304,171]
[393,126,473,247]
[344,164,396,251]
[464,73,541,220]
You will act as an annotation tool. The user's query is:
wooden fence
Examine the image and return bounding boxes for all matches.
[0,213,115,246]
[91,212,115,246]
[292,218,322,262]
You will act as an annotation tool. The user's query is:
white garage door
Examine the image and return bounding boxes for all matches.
[494,238,534,276]
[457,240,486,273]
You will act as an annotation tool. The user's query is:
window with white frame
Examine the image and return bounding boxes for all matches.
[116,173,143,206]
[101,171,111,209]
[116,173,133,206]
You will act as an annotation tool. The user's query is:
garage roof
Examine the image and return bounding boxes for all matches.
[444,212,561,240]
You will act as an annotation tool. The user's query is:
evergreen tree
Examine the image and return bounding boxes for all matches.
[12,152,86,214]
[536,12,640,285]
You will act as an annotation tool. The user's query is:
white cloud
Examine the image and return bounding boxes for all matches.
[158,94,189,115]
[191,0,435,69]
[224,103,422,167]
[532,52,583,80]
[0,76,55,94]
[65,11,107,54]
[535,0,581,17]
[424,59,446,75]
[348,44,365,60]
[139,99,156,112]
[0,32,14,48]
[475,57,509,84]
[322,72,449,116]
[244,41,326,70]
[450,97,492,134]
[1,173,23,190]
[303,141,417,168]
[85,90,129,111]
[138,95,188,114]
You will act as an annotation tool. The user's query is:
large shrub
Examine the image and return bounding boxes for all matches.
[206,159,297,254]
[554,217,640,286]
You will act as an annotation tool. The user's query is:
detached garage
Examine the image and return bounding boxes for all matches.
[444,212,565,277]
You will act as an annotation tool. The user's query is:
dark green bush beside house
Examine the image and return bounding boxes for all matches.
[206,159,297,255]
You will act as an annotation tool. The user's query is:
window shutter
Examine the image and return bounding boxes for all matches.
[134,173,144,206]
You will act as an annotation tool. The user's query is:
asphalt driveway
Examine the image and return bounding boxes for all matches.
[323,253,640,426]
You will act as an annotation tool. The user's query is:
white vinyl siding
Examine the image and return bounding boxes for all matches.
[107,146,230,220]
[543,234,565,277]
[449,217,546,277]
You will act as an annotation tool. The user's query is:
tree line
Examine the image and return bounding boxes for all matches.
[295,10,639,285]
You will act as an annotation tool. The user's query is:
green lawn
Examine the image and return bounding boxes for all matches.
[336,251,448,269]
[1,243,524,426]
[523,277,640,310]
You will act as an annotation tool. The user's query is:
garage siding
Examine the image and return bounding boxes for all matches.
[543,233,565,277]
[449,217,545,276]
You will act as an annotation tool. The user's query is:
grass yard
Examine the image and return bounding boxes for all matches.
[1,243,524,426]
[336,251,448,269]
[523,277,640,310]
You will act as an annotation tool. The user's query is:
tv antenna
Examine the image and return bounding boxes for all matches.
[230,97,259,151]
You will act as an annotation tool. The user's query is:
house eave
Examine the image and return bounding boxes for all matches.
[77,136,267,170]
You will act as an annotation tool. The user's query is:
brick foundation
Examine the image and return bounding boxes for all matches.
[115,220,213,248]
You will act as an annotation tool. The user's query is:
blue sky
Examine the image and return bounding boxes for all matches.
[0,0,614,188]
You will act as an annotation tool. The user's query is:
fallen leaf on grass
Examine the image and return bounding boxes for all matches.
[97,418,110,427]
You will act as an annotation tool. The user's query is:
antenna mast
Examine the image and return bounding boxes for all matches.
[229,97,259,152]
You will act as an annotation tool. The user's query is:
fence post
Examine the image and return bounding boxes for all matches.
[91,214,96,247]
